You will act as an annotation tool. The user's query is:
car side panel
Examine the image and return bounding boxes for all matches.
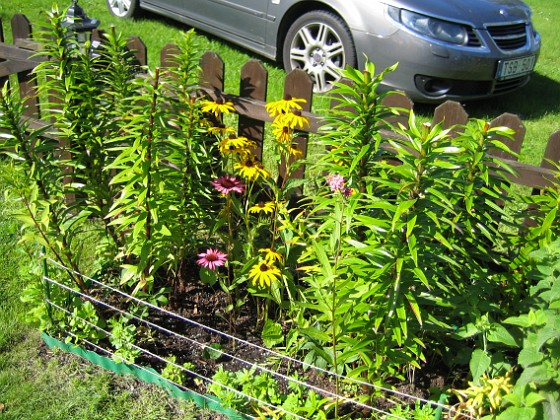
[141,0,274,57]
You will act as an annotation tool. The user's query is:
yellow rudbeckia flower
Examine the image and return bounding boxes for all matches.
[259,248,284,264]
[201,98,235,118]
[249,261,281,287]
[248,201,275,215]
[234,158,269,181]
[265,95,306,117]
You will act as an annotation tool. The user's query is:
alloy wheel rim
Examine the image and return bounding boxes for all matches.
[289,22,346,92]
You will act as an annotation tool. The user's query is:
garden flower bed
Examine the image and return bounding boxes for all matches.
[2,7,560,419]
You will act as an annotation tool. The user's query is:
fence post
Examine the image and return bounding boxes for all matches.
[11,14,41,119]
[432,100,469,135]
[489,113,525,159]
[238,60,268,161]
[381,92,413,130]
[200,51,224,93]
[127,35,147,67]
[0,18,7,88]
[280,69,313,181]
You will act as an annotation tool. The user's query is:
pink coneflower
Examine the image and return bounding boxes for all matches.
[211,175,246,195]
[197,248,227,270]
[326,174,345,192]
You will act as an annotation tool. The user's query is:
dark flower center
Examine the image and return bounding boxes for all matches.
[259,263,269,272]
[222,178,236,188]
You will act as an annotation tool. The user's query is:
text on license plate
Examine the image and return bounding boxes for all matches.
[496,56,536,80]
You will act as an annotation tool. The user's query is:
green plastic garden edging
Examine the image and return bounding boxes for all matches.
[41,332,246,419]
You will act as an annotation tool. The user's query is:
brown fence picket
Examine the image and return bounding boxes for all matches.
[0,18,7,88]
[433,100,469,134]
[200,51,224,93]
[381,92,413,130]
[280,69,313,181]
[489,113,525,160]
[127,35,147,67]
[12,14,40,119]
[160,43,180,68]
[238,60,267,160]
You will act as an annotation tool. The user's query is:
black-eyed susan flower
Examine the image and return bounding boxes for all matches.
[249,261,281,287]
[218,135,256,157]
[283,109,309,129]
[265,95,306,117]
[248,201,275,215]
[288,143,304,159]
[259,248,284,264]
[207,123,235,138]
[272,120,293,144]
[201,97,235,118]
[234,158,269,181]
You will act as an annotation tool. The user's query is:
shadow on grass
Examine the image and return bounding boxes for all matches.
[414,72,560,121]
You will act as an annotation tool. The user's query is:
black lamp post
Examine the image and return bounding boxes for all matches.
[63,0,100,52]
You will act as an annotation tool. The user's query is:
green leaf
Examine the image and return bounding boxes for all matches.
[299,327,331,343]
[199,268,218,286]
[518,347,544,367]
[496,407,536,420]
[453,322,480,339]
[261,319,284,348]
[469,349,491,384]
[487,323,520,347]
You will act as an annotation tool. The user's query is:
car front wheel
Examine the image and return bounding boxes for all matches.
[107,0,140,19]
[283,10,356,93]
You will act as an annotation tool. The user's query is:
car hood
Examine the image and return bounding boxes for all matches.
[385,0,532,26]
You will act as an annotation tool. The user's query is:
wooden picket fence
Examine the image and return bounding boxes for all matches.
[1,13,559,191]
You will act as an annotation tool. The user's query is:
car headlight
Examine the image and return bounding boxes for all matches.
[388,7,468,45]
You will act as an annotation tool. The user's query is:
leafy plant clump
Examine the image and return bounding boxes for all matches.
[1,5,559,418]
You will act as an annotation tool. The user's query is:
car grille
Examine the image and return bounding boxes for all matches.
[493,74,530,95]
[486,22,527,50]
[466,27,482,47]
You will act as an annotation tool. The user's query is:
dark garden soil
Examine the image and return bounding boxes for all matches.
[57,267,465,418]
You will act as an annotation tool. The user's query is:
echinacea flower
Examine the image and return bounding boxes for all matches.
[326,174,345,192]
[197,248,227,270]
[259,248,284,264]
[211,175,246,195]
[248,201,275,215]
[249,261,281,287]
[234,158,269,181]
[201,97,235,118]
[265,95,306,116]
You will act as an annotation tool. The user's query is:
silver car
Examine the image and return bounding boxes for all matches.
[107,0,541,102]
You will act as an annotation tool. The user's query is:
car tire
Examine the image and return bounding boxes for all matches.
[106,0,140,19]
[282,10,356,93]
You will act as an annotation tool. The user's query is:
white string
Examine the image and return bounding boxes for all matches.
[43,274,405,419]
[45,258,465,418]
